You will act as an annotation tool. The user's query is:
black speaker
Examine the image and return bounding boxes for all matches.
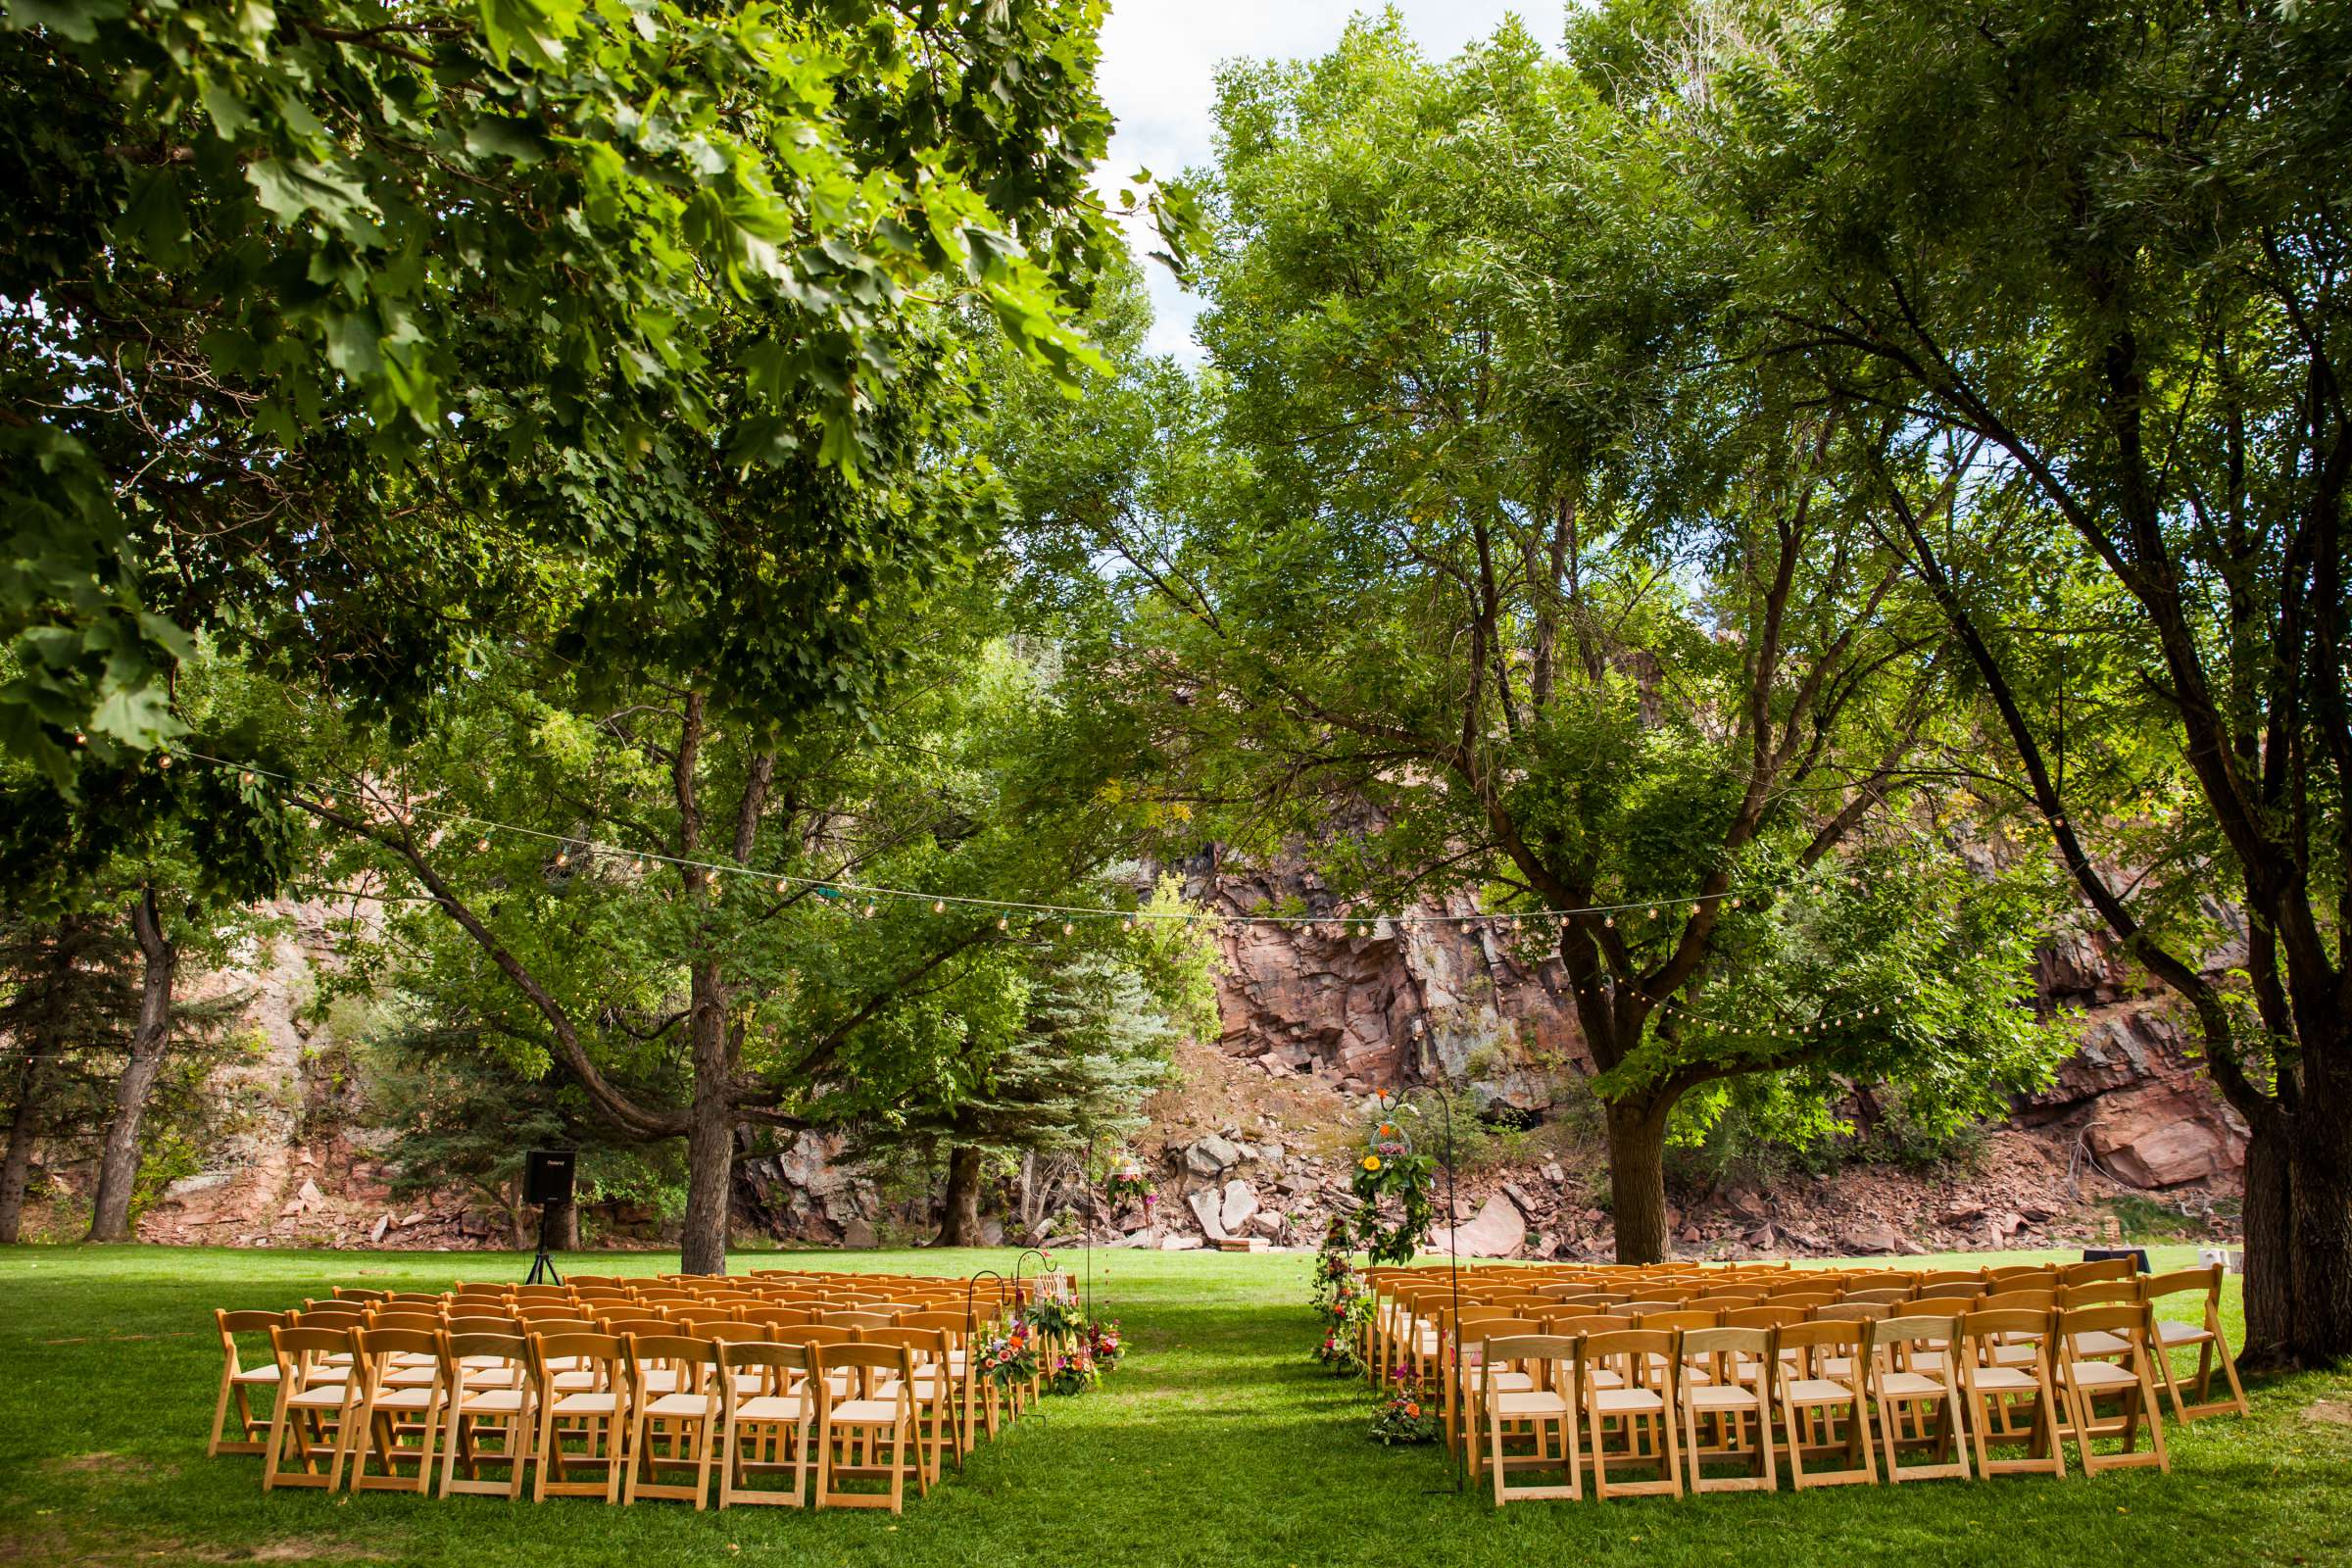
[522,1149,576,1207]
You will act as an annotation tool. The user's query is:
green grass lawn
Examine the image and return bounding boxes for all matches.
[1,1243,2346,1568]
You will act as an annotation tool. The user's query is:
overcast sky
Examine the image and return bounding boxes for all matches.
[1095,1,1544,361]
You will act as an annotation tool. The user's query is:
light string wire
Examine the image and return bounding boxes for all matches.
[164,750,1882,1001]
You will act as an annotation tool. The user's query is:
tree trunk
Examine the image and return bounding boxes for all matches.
[547,1195,581,1251]
[2287,1085,2352,1366]
[2239,1117,2295,1361]
[87,888,177,1244]
[1604,1096,1673,1265]
[937,1145,986,1247]
[677,958,735,1276]
[0,1052,41,1245]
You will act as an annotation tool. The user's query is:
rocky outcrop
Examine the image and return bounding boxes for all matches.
[1202,858,1588,1113]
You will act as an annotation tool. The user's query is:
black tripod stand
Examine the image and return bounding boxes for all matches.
[524,1203,564,1286]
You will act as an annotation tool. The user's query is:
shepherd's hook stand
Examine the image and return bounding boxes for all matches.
[1397,1085,1465,1495]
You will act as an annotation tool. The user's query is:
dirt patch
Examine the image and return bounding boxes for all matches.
[2303,1399,2352,1426]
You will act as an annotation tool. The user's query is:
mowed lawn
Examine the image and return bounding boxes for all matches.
[1,1245,2347,1568]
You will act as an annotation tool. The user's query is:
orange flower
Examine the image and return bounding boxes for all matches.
[1361,1154,1382,1172]
[1404,1401,1421,1418]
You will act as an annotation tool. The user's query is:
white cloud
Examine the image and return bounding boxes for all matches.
[1094,2,1542,361]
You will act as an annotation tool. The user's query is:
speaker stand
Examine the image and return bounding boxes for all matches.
[524,1204,563,1286]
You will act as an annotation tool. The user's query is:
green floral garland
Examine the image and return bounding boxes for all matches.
[1348,1146,1435,1266]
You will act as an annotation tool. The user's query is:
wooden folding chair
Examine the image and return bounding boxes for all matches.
[717,1341,814,1507]
[809,1343,917,1513]
[2140,1266,2249,1421]
[527,1332,632,1501]
[261,1326,361,1492]
[1773,1320,1877,1488]
[1678,1326,1776,1494]
[1479,1334,1580,1505]
[429,1330,534,1499]
[1574,1330,1682,1500]
[1867,1315,1969,1483]
[863,1326,949,1491]
[2055,1304,2170,1475]
[209,1310,289,1457]
[346,1327,449,1493]
[1954,1309,2064,1479]
[622,1335,722,1507]
[900,1310,981,1466]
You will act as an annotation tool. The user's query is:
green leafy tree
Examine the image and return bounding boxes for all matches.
[1,0,1192,783]
[1015,18,2069,1262]
[1660,0,2352,1359]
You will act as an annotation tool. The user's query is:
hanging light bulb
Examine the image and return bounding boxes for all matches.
[240,770,255,786]
[1729,896,1740,908]
[320,794,335,809]
[73,732,85,746]
[475,835,491,853]
[1062,921,1074,936]
[862,902,877,918]
[1122,917,1135,932]
[1604,914,1614,928]
[158,754,172,769]
[932,900,946,915]
[556,850,569,866]
[996,915,1009,931]
[776,878,789,894]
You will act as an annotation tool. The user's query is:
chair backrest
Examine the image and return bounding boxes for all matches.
[1480,1333,1579,1380]
[624,1334,717,1394]
[821,1310,897,1331]
[384,1291,447,1306]
[357,1325,443,1378]
[1696,1286,1766,1302]
[741,1306,818,1329]
[2058,1302,2154,1348]
[1680,1325,1774,1367]
[898,1310,976,1343]
[217,1308,288,1344]
[1906,1296,1979,1318]
[369,1309,443,1332]
[1846,1273,1912,1293]
[1719,1304,1807,1329]
[2140,1265,2221,1308]
[293,1305,368,1329]
[1957,1309,2055,1364]
[2063,1257,2137,1285]
[1980,1288,2057,1312]
[438,1329,529,1377]
[599,1315,677,1337]
[772,1324,858,1349]
[810,1342,914,1378]
[1544,1312,1630,1335]
[529,1331,628,1386]
[1916,1271,1984,1292]
[1871,1314,1957,1360]
[1814,1301,1889,1322]
[674,1311,742,1332]
[716,1340,810,1377]
[1840,1288,1913,1305]
[2059,1281,2135,1308]
[445,1314,519,1336]
[1767,1292,1838,1308]
[1576,1328,1682,1383]
[332,1286,390,1302]
[1634,1309,1719,1332]
[270,1325,353,1380]
[1776,1319,1871,1355]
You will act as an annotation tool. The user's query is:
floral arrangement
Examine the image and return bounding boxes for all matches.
[1085,1317,1125,1372]
[1045,1344,1100,1396]
[1348,1120,1436,1265]
[1104,1161,1153,1205]
[1025,1294,1088,1343]
[1368,1382,1439,1446]
[975,1319,1039,1389]
[1313,1285,1370,1376]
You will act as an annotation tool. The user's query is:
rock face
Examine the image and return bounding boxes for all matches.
[1203,857,1591,1110]
[1431,1194,1528,1258]
[2019,995,2250,1191]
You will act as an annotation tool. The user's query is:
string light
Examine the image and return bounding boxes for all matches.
[160,751,1818,930]
[474,835,491,853]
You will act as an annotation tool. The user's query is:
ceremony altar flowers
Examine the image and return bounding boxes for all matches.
[1104,1161,1152,1206]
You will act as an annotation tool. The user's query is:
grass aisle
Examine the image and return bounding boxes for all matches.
[1,1245,2347,1567]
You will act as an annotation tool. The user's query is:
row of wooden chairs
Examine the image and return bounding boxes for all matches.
[212,1272,1052,1514]
[1471,1304,2176,1506]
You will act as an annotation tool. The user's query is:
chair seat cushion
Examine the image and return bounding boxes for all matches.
[2071,1331,2131,1356]
[231,1366,280,1386]
[1592,1388,1664,1415]
[2067,1361,2136,1391]
[645,1393,714,1418]
[1494,1391,1570,1417]
[734,1396,808,1422]
[553,1392,622,1415]
[827,1398,904,1424]
[1785,1378,1855,1404]
[1968,1368,2040,1394]
[2155,1320,2212,1347]
[288,1387,349,1409]
[1688,1385,1761,1412]
[1875,1372,1945,1398]
[459,1390,524,1414]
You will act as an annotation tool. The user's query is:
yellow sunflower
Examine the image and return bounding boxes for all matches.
[1361,1154,1382,1172]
